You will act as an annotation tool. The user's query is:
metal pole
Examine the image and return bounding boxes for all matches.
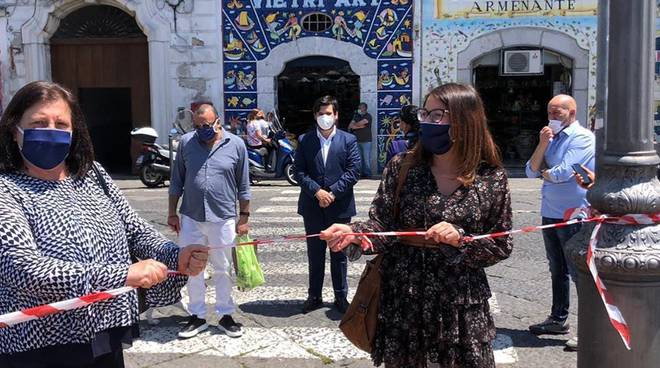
[571,1,660,367]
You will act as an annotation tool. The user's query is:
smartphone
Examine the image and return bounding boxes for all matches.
[572,163,592,185]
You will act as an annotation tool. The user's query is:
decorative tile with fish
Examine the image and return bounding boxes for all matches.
[225,93,258,109]
[377,91,412,109]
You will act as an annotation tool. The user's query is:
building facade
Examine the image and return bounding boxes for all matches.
[0,0,639,173]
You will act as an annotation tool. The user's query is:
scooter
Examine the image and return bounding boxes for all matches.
[131,127,175,188]
[247,112,298,186]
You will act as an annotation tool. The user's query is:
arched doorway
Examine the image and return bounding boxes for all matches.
[472,48,574,168]
[50,5,150,173]
[277,56,360,136]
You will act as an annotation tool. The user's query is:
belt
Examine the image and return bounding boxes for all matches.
[397,228,443,249]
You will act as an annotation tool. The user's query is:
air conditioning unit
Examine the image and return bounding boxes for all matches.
[501,49,544,75]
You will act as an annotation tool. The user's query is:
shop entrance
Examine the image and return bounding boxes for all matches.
[277,56,360,136]
[50,5,150,173]
[474,50,573,168]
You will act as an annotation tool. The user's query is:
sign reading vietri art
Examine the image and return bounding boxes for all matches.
[435,0,597,18]
[253,0,380,8]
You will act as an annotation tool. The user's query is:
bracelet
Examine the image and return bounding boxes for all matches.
[239,211,250,217]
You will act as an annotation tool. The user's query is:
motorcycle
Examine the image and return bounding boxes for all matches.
[247,112,298,186]
[131,127,174,188]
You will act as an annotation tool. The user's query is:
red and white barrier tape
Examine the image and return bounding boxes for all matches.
[0,270,183,329]
[0,286,134,328]
[581,212,659,350]
[3,211,658,349]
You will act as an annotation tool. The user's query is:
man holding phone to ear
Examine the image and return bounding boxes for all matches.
[525,95,595,351]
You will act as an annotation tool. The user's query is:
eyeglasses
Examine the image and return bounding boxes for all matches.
[417,108,450,124]
[195,119,218,129]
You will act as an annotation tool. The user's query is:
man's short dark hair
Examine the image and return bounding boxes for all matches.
[358,102,367,109]
[0,81,94,178]
[313,95,338,115]
[195,104,219,119]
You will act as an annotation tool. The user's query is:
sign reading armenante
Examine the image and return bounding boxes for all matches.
[436,0,597,18]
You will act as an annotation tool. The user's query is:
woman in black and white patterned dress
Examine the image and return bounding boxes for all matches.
[0,81,209,367]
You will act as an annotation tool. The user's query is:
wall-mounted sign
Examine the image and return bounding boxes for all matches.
[436,0,597,19]
[253,0,380,9]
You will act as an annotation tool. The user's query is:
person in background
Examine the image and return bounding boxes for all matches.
[0,81,208,367]
[246,109,272,169]
[387,104,420,163]
[525,94,595,352]
[348,102,373,178]
[168,104,251,340]
[322,83,513,367]
[295,95,361,315]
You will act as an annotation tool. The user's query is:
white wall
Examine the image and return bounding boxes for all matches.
[2,0,224,143]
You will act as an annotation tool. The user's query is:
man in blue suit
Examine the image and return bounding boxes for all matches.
[295,95,361,314]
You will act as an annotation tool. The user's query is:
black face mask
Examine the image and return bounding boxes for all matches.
[419,122,452,155]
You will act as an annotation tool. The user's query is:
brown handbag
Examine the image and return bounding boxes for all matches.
[338,159,413,353]
[338,253,384,352]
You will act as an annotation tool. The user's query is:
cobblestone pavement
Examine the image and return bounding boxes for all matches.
[116,177,579,368]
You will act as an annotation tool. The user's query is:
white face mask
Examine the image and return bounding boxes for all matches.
[316,114,335,130]
[548,119,564,134]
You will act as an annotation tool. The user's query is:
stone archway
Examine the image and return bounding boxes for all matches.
[21,0,173,143]
[256,37,378,120]
[456,27,590,124]
[256,38,378,169]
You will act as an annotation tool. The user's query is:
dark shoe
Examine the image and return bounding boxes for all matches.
[334,297,350,314]
[218,315,243,338]
[565,336,578,351]
[529,317,570,335]
[178,315,208,339]
[301,297,323,314]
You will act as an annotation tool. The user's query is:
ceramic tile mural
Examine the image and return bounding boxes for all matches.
[222,0,414,171]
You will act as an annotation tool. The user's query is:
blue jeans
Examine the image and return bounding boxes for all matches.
[542,217,582,322]
[358,141,372,177]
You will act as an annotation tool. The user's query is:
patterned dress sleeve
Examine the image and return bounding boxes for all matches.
[0,182,129,300]
[95,164,186,306]
[459,168,513,269]
[346,154,403,260]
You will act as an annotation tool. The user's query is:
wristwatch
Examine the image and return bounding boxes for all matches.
[452,225,466,245]
[239,211,250,217]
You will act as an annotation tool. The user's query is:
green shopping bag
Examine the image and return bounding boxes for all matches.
[235,235,265,291]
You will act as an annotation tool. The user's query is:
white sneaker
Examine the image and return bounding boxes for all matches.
[565,336,578,351]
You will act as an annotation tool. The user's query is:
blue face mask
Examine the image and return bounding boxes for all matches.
[419,122,452,155]
[196,121,218,142]
[18,127,72,170]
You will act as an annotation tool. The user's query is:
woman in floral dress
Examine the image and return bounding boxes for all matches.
[322,83,513,368]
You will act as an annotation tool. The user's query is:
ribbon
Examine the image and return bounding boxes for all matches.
[3,211,657,350]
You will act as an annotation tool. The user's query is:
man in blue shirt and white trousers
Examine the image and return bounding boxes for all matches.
[168,104,251,339]
[295,95,361,315]
[525,95,595,351]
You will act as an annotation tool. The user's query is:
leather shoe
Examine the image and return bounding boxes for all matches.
[301,297,323,314]
[334,297,350,314]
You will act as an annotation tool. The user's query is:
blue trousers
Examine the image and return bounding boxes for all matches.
[542,217,582,322]
[303,215,349,300]
[358,141,372,177]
